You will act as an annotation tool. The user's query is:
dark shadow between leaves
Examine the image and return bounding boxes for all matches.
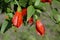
[0,24,2,31]
[4,20,12,33]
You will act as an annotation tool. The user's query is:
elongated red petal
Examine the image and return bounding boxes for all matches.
[12,11,23,28]
[36,20,45,36]
[12,15,18,26]
[17,12,23,28]
[28,17,33,25]
[22,8,27,16]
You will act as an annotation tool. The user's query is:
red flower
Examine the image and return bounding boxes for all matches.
[41,0,51,3]
[36,20,45,36]
[28,17,33,25]
[22,8,27,16]
[12,11,23,28]
[41,0,46,2]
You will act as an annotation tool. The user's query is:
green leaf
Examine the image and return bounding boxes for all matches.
[4,0,10,3]
[57,15,60,22]
[7,13,13,18]
[52,9,59,15]
[38,2,47,7]
[51,9,59,18]
[1,20,8,33]
[50,9,59,23]
[7,8,12,13]
[55,14,60,23]
[35,0,40,6]
[49,9,59,18]
[34,0,47,8]
[53,0,60,8]
[19,0,28,7]
[27,5,35,21]
[29,0,36,5]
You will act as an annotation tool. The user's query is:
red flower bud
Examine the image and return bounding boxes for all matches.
[28,17,33,25]
[41,0,46,2]
[22,8,27,16]
[36,20,45,36]
[41,0,51,3]
[12,11,23,28]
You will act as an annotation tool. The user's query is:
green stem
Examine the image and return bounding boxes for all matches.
[15,0,19,6]
[36,9,42,13]
[34,15,38,20]
[15,0,21,11]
